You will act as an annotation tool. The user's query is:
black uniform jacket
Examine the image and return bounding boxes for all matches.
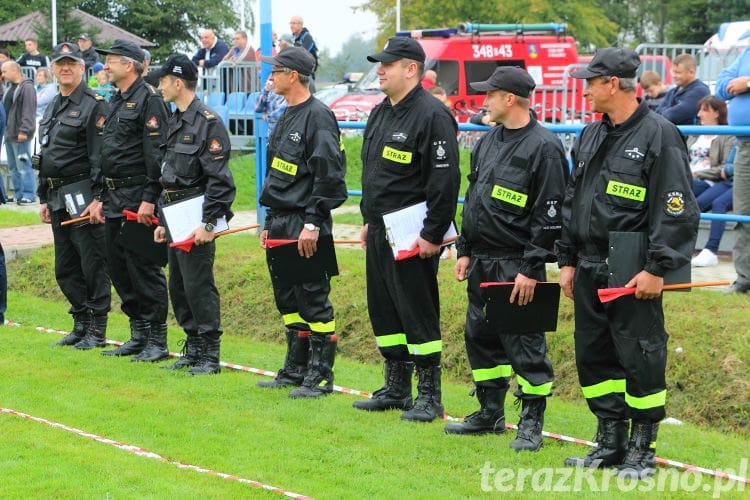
[556,102,699,277]
[360,84,460,245]
[457,119,569,277]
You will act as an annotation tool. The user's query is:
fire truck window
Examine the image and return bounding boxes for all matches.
[428,60,459,96]
[465,60,526,95]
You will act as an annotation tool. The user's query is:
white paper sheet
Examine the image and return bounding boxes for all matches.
[381,201,457,259]
[161,195,228,242]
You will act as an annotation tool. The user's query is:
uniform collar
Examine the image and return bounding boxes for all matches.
[603,100,650,131]
[386,84,422,117]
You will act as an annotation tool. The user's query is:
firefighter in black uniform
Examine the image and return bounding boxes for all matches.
[38,42,111,349]
[557,49,699,478]
[443,67,568,450]
[354,37,460,422]
[88,40,170,362]
[153,54,236,375]
[257,47,347,398]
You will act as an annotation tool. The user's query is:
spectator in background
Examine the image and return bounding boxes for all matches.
[655,54,709,125]
[687,96,735,196]
[692,141,737,267]
[421,69,437,90]
[87,62,103,87]
[2,61,37,204]
[141,49,159,87]
[290,15,318,90]
[254,77,286,135]
[192,29,229,72]
[0,48,8,203]
[34,67,57,117]
[429,86,451,108]
[78,34,100,70]
[278,33,294,51]
[639,70,669,111]
[17,36,49,69]
[223,30,256,93]
[715,45,750,294]
[224,30,255,64]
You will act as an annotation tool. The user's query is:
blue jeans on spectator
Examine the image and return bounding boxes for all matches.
[5,140,36,201]
[692,178,711,197]
[697,180,733,254]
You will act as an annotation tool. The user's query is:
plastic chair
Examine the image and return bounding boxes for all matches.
[227,92,246,114]
[206,91,225,108]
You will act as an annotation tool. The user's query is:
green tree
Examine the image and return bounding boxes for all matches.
[318,33,377,83]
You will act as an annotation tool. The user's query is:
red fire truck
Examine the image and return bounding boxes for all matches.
[326,23,580,123]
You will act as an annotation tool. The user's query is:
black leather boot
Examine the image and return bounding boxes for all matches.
[444,386,506,434]
[565,418,629,467]
[353,359,414,411]
[510,398,546,451]
[617,421,659,479]
[132,322,169,362]
[401,363,443,422]
[74,314,107,350]
[57,312,90,346]
[162,332,203,370]
[189,333,221,375]
[258,330,310,388]
[102,319,149,356]
[289,334,337,398]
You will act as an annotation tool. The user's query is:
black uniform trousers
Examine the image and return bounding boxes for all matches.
[265,212,335,335]
[104,217,168,322]
[573,257,668,423]
[464,255,554,398]
[168,241,221,338]
[365,223,441,364]
[51,209,111,316]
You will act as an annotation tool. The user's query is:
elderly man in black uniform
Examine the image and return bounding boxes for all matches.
[88,40,170,362]
[354,37,460,422]
[38,42,111,349]
[557,48,699,479]
[257,47,347,398]
[153,54,236,375]
[443,67,568,451]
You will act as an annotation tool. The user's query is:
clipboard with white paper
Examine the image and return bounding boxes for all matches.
[160,194,228,243]
[381,201,457,259]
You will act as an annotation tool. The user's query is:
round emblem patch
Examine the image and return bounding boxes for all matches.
[665,191,685,217]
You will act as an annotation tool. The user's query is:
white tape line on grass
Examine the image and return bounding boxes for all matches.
[18,319,750,485]
[0,406,314,499]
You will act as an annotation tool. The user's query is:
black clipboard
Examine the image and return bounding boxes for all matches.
[268,234,339,287]
[59,179,92,217]
[116,220,168,267]
[607,231,690,288]
[483,282,561,334]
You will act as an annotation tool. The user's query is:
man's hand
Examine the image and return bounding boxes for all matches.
[137,201,156,226]
[39,203,51,224]
[298,227,319,258]
[360,224,368,250]
[18,133,27,142]
[454,256,470,281]
[154,226,166,243]
[509,273,537,306]
[560,266,575,300]
[87,200,105,224]
[725,76,750,96]
[414,236,441,259]
[194,225,216,246]
[260,229,268,248]
[624,270,663,299]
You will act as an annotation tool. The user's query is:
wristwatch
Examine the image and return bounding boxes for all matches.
[204,222,215,232]
[303,223,320,231]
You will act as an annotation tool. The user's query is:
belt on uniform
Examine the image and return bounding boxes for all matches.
[46,172,89,190]
[104,175,147,190]
[163,186,204,203]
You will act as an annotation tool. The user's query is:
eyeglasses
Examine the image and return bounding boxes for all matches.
[270,68,292,75]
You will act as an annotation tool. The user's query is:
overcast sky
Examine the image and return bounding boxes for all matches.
[250,0,379,56]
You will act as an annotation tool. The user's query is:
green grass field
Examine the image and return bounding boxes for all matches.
[3,234,749,498]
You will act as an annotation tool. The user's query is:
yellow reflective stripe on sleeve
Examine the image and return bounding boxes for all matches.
[581,378,626,399]
[376,333,408,348]
[271,157,298,176]
[282,313,306,327]
[606,180,646,201]
[516,375,553,396]
[382,146,413,164]
[472,364,512,382]
[408,340,442,356]
[491,185,528,208]
[308,320,336,333]
[625,389,666,410]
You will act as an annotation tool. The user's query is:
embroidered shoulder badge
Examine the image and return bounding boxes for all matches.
[665,191,685,217]
[146,116,159,129]
[208,138,223,154]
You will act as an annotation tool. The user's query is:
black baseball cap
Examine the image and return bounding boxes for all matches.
[96,39,145,63]
[78,33,91,41]
[470,66,536,97]
[367,37,425,63]
[571,47,641,79]
[51,42,84,64]
[261,46,315,76]
[153,54,198,82]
